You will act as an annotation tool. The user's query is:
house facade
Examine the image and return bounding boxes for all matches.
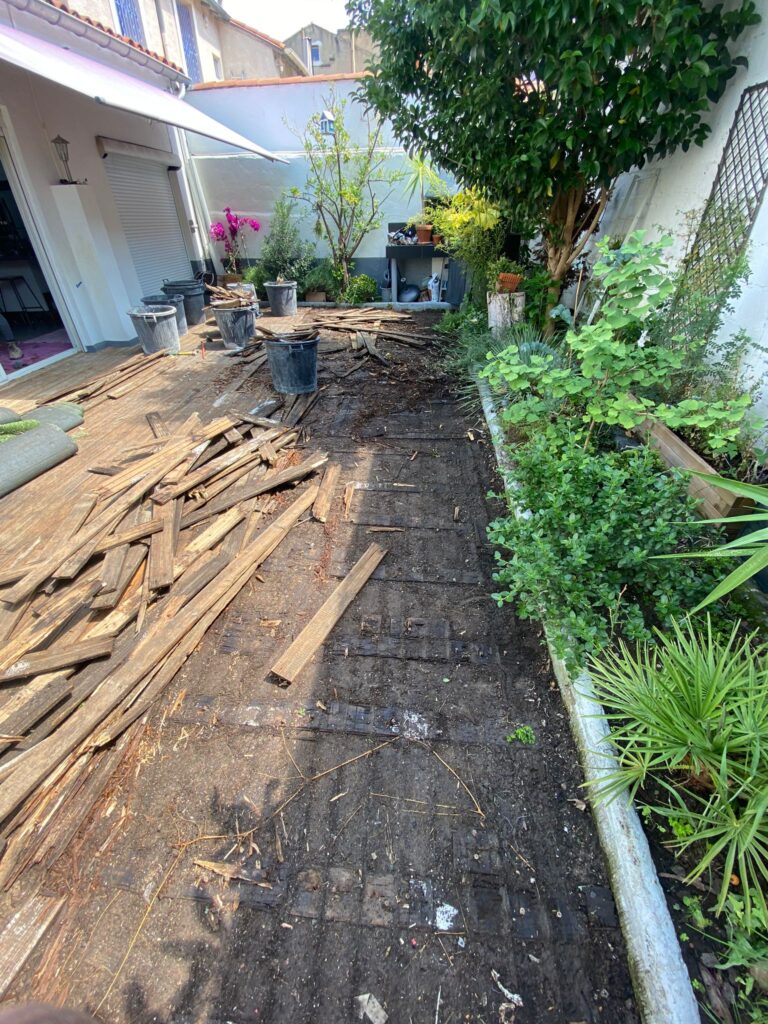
[0,0,275,380]
[284,22,376,76]
[599,16,768,419]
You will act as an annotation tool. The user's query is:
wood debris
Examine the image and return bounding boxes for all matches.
[0,379,328,887]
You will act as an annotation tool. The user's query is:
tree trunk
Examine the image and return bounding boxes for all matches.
[541,182,608,336]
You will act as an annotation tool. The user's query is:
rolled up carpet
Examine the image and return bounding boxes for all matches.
[0,423,78,498]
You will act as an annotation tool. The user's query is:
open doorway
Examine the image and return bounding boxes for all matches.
[0,148,74,378]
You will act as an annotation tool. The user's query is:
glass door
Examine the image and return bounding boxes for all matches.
[0,140,75,380]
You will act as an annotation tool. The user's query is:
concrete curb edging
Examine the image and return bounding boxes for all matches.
[476,376,700,1024]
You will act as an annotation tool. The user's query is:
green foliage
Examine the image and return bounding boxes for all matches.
[255,197,316,291]
[487,431,733,667]
[289,91,404,290]
[302,259,339,299]
[402,154,450,212]
[482,233,755,454]
[666,474,768,612]
[434,303,486,338]
[505,725,536,745]
[350,0,758,292]
[0,419,40,441]
[341,273,379,304]
[521,269,558,333]
[241,262,267,297]
[587,617,768,925]
[428,189,504,304]
[487,256,525,291]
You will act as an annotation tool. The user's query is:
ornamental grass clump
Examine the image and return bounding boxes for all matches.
[587,617,768,927]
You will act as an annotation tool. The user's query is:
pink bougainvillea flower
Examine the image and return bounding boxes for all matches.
[209,221,227,242]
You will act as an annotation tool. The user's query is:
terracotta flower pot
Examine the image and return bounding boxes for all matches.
[497,272,523,294]
[415,223,433,244]
[432,233,444,245]
[220,273,243,286]
[305,291,327,302]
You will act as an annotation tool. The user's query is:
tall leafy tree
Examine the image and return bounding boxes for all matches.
[348,0,758,304]
[290,92,403,290]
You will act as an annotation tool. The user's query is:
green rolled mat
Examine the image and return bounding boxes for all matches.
[0,423,78,497]
[31,402,84,432]
[0,419,39,441]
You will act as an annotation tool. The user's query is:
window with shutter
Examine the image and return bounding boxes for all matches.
[176,3,203,83]
[114,0,145,46]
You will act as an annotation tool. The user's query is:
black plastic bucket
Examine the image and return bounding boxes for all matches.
[265,337,318,394]
[265,281,298,317]
[127,305,180,354]
[212,303,257,349]
[162,279,205,326]
[143,292,188,336]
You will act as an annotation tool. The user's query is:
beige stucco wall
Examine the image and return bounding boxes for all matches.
[285,23,376,74]
[185,0,222,81]
[217,22,283,80]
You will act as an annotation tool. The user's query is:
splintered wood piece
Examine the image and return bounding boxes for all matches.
[270,543,387,684]
[0,637,114,682]
[258,441,279,465]
[147,501,176,591]
[0,894,66,997]
[312,464,341,523]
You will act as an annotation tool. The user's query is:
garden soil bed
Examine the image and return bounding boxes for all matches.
[2,321,637,1023]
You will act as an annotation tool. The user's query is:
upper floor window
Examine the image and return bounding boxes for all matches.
[114,0,145,45]
[176,2,203,82]
[212,53,223,79]
[311,41,321,65]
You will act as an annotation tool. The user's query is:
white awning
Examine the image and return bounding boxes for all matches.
[0,22,284,161]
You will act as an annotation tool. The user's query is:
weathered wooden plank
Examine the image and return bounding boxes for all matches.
[312,464,341,523]
[0,894,65,997]
[271,543,387,684]
[0,637,114,682]
[147,501,176,591]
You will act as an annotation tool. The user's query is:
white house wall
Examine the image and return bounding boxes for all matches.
[0,1,199,347]
[600,14,768,418]
[184,78,449,279]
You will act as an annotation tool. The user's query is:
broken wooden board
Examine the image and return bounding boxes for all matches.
[270,543,387,684]
[0,894,65,997]
[312,464,341,523]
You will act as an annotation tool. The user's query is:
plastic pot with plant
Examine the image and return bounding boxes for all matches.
[488,257,525,294]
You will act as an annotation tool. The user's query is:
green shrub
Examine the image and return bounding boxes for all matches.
[587,617,768,926]
[302,260,338,299]
[482,232,756,456]
[487,431,734,668]
[245,197,315,296]
[341,273,379,304]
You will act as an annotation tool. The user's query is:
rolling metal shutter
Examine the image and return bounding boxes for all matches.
[105,153,191,297]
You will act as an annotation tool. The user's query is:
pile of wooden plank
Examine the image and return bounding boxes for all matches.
[0,402,327,886]
[255,307,434,350]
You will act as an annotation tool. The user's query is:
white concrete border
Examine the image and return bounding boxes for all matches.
[476,375,700,1024]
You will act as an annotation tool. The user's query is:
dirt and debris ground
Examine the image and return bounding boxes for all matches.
[10,321,638,1023]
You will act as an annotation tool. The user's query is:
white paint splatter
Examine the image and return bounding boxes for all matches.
[434,901,459,931]
[400,709,429,739]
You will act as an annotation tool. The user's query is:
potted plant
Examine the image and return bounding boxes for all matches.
[209,207,260,283]
[403,155,448,245]
[488,257,525,294]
